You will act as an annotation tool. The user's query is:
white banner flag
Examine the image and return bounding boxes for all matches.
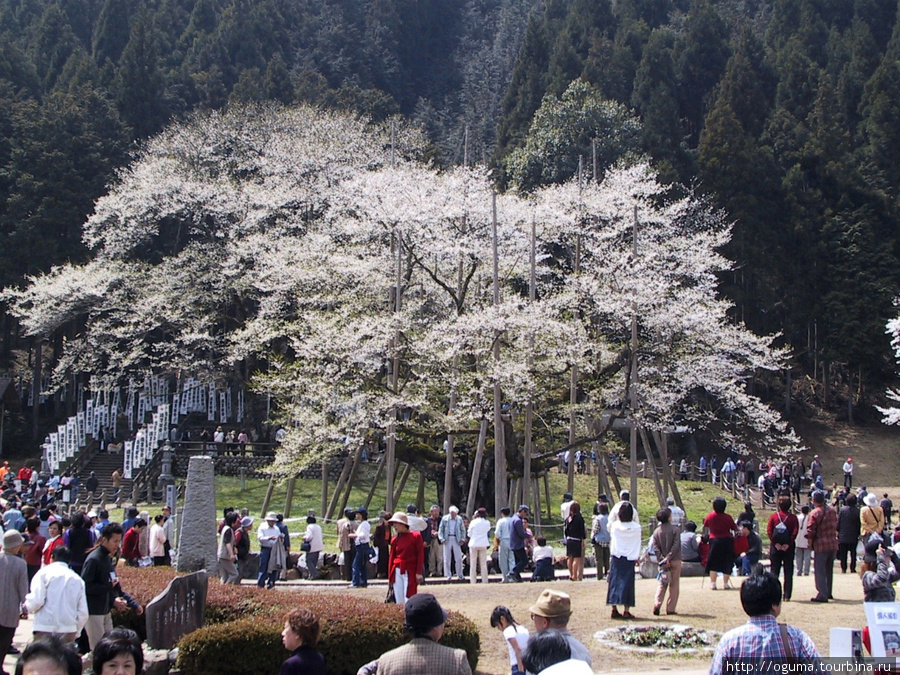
[124,441,134,479]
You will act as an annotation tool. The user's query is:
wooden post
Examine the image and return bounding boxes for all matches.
[392,462,413,509]
[363,458,386,511]
[466,418,488,518]
[653,430,683,510]
[524,217,535,515]
[543,472,551,520]
[638,425,665,508]
[320,457,328,517]
[569,158,583,496]
[531,477,542,528]
[492,192,508,515]
[338,444,365,515]
[284,477,296,517]
[416,471,426,513]
[594,441,610,500]
[603,452,622,496]
[326,455,353,521]
[386,135,402,512]
[260,474,276,518]
[629,205,639,509]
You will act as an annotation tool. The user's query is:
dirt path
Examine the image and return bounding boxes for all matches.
[792,417,900,497]
[295,570,867,674]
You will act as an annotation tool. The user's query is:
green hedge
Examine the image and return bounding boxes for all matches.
[113,570,479,675]
[176,595,480,675]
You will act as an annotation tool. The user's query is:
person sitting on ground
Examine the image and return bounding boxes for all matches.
[680,521,701,563]
[709,568,821,675]
[91,628,143,675]
[529,589,592,667]
[13,635,82,675]
[521,629,593,675]
[279,607,325,675]
[531,536,555,582]
[376,593,472,675]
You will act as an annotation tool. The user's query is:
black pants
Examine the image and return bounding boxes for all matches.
[769,545,795,600]
[511,548,528,580]
[0,624,16,675]
[838,542,858,573]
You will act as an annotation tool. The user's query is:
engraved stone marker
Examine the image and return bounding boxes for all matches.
[145,570,208,650]
[176,455,218,574]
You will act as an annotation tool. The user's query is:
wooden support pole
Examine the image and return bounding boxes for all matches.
[284,477,296,517]
[652,430,683,510]
[392,462,413,509]
[532,477,542,528]
[603,452,622,496]
[416,471,426,513]
[260,474,276,518]
[543,472,551,520]
[492,192,508,515]
[338,444,365,515]
[466,418,488,518]
[320,457,328,517]
[326,455,353,522]
[638,425,666,508]
[363,458,386,512]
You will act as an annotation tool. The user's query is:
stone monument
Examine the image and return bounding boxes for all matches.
[145,570,208,650]
[176,455,218,574]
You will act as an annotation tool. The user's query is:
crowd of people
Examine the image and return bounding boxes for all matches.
[5,450,900,674]
[0,468,179,675]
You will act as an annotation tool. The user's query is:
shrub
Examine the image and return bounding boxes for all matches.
[177,593,480,675]
[114,569,481,674]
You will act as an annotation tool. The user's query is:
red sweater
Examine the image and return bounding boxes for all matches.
[388,530,425,598]
[122,527,142,563]
[24,533,46,566]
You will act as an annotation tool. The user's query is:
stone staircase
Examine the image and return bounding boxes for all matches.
[79,451,131,500]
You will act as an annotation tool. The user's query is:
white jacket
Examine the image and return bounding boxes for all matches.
[467,517,492,548]
[24,562,88,634]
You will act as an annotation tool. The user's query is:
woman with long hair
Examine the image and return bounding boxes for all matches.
[703,497,736,590]
[564,501,586,581]
[607,502,642,619]
[490,606,529,675]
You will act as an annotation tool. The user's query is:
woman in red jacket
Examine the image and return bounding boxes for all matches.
[387,512,425,605]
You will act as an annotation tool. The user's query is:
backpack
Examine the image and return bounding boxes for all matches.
[771,513,791,546]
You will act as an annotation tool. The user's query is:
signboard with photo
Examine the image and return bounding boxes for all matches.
[865,602,900,659]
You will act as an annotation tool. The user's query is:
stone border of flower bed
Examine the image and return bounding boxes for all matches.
[593,624,720,655]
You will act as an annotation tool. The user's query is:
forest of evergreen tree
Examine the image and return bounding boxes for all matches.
[1,0,899,425]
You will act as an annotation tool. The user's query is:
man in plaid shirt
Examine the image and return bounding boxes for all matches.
[806,490,839,602]
[710,571,821,675]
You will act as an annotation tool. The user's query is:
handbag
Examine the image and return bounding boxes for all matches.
[300,541,311,552]
[385,584,396,604]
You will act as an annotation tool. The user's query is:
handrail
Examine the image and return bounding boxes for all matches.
[168,440,278,456]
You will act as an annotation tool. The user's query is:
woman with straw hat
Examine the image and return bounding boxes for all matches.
[388,512,425,605]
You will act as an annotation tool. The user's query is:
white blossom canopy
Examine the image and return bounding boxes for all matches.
[3,105,801,473]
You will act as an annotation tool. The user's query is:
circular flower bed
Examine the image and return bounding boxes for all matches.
[594,624,720,655]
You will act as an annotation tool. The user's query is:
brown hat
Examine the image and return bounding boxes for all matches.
[388,512,409,527]
[529,589,572,619]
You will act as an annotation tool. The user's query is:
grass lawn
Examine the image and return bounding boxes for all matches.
[105,467,764,553]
